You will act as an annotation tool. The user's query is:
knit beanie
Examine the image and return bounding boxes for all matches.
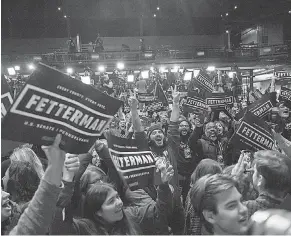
[147,123,164,139]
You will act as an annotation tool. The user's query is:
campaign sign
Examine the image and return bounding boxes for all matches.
[2,63,123,154]
[206,95,234,109]
[230,112,275,151]
[279,87,291,109]
[137,92,155,102]
[1,75,14,118]
[183,96,207,114]
[194,71,213,93]
[107,134,155,190]
[236,93,274,120]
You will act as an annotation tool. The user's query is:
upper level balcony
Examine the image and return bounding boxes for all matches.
[2,43,290,72]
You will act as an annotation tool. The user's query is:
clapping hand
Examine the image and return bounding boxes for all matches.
[156,158,174,184]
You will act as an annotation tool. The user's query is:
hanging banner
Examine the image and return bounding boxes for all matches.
[137,92,155,102]
[107,134,156,190]
[1,75,14,119]
[230,112,275,151]
[235,93,274,120]
[1,63,123,154]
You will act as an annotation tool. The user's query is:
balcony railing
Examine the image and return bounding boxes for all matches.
[2,44,289,65]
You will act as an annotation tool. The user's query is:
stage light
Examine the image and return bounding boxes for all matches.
[226,30,229,34]
[206,66,216,72]
[98,65,105,72]
[7,67,16,76]
[58,7,61,11]
[64,15,67,18]
[225,13,229,16]
[127,74,134,82]
[67,67,73,74]
[159,66,166,73]
[153,14,156,17]
[157,7,160,10]
[171,66,179,73]
[141,70,149,79]
[234,6,237,9]
[81,76,91,85]
[183,72,193,81]
[14,65,20,71]
[194,70,200,77]
[28,64,35,70]
[228,72,236,78]
[117,62,125,70]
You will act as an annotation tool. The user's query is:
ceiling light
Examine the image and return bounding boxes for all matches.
[58,7,61,11]
[98,65,105,72]
[117,62,125,70]
[157,7,160,10]
[153,14,156,17]
[14,65,20,71]
[28,64,35,70]
[234,6,237,9]
[67,67,73,74]
[225,13,229,16]
[7,67,16,76]
[64,15,67,18]
[206,66,216,72]
[289,10,291,14]
[226,30,229,33]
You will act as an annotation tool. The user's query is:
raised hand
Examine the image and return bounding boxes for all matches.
[231,151,248,177]
[156,158,174,184]
[129,90,139,110]
[62,153,80,182]
[171,85,180,104]
[41,134,66,166]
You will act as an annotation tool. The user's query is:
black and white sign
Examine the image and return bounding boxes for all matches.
[107,134,155,190]
[230,112,275,151]
[2,63,123,153]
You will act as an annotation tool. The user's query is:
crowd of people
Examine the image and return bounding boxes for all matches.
[1,66,291,235]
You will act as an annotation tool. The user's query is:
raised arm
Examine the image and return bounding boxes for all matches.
[10,134,65,235]
[170,85,180,123]
[130,90,144,132]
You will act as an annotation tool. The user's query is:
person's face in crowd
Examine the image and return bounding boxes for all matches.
[242,102,248,109]
[233,102,238,108]
[215,122,224,135]
[153,112,157,119]
[205,122,218,141]
[150,129,165,147]
[97,189,124,223]
[271,107,279,122]
[119,120,126,131]
[179,121,190,136]
[252,164,263,192]
[1,189,11,222]
[2,169,9,191]
[278,103,289,118]
[104,75,109,81]
[204,187,249,235]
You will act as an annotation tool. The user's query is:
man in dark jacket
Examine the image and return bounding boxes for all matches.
[195,122,228,167]
[130,89,185,234]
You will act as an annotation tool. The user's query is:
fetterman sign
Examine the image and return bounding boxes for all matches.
[2,63,123,153]
[230,112,275,151]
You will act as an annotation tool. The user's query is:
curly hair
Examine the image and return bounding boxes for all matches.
[7,161,40,204]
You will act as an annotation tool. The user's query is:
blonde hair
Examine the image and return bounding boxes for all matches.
[9,146,44,179]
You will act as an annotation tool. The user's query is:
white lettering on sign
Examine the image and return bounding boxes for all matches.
[251,101,272,118]
[10,84,112,136]
[237,121,275,150]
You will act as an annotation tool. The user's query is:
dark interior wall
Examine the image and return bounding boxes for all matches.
[2,0,224,39]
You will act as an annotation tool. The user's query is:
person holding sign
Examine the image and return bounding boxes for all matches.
[50,147,175,235]
[129,88,185,235]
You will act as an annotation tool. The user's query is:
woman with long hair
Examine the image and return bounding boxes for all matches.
[184,159,222,235]
[51,146,174,235]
